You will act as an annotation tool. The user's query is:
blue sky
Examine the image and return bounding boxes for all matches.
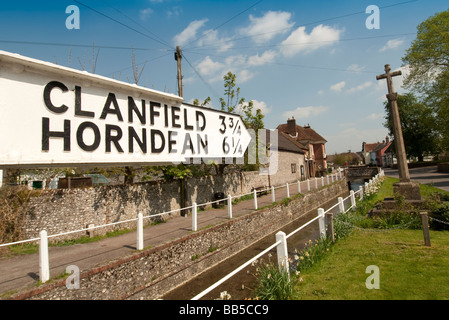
[1,0,448,154]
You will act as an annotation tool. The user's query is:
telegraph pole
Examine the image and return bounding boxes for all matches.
[175,46,183,98]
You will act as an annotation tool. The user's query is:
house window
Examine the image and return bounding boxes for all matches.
[291,163,297,173]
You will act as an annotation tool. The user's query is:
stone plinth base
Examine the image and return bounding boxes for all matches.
[393,181,421,200]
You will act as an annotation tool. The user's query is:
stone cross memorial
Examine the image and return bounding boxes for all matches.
[376,64,421,201]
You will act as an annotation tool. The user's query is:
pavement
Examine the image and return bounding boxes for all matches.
[383,165,449,192]
[0,181,300,297]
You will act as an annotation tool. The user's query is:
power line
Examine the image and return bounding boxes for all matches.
[182,53,222,102]
[184,32,416,52]
[99,1,173,49]
[185,0,419,51]
[183,0,263,49]
[0,39,169,52]
[73,0,174,50]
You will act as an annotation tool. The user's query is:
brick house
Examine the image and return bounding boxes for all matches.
[277,118,327,178]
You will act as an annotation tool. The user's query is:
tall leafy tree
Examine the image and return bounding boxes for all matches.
[402,9,449,151]
[384,93,440,162]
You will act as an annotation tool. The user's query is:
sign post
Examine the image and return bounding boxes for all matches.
[0,51,251,168]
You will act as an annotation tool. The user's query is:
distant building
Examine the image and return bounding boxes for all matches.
[361,136,392,167]
[277,117,327,177]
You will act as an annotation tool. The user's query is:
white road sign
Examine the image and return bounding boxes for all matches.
[0,51,251,168]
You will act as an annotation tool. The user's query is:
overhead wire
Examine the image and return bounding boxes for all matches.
[0,39,168,52]
[73,0,174,50]
[182,0,264,50]
[184,0,419,51]
[97,0,173,50]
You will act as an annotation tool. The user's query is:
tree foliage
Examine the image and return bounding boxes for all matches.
[402,9,449,151]
[219,72,264,131]
[383,93,439,161]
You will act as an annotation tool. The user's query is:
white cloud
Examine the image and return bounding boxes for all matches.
[173,19,208,46]
[280,24,342,57]
[366,113,384,120]
[346,64,365,73]
[346,81,372,93]
[248,50,277,67]
[330,81,346,92]
[282,106,329,120]
[251,100,271,114]
[139,8,153,20]
[379,38,404,52]
[196,56,224,77]
[238,69,254,83]
[197,29,234,52]
[241,11,294,44]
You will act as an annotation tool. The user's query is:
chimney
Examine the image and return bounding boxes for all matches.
[287,117,296,135]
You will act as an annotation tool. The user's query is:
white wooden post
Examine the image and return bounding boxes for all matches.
[327,175,329,185]
[275,231,289,275]
[321,176,324,187]
[307,179,310,191]
[359,186,364,201]
[315,178,318,189]
[271,186,275,202]
[286,183,290,198]
[331,175,334,183]
[39,230,50,283]
[253,189,258,210]
[318,208,326,239]
[297,180,301,194]
[192,202,197,231]
[350,190,356,209]
[137,212,144,250]
[227,195,233,219]
[338,196,345,213]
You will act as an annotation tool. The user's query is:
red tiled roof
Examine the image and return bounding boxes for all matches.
[277,123,327,144]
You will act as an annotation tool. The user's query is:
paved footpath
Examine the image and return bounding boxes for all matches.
[384,165,449,192]
[0,183,299,296]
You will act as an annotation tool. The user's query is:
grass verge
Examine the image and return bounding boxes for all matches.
[253,175,449,300]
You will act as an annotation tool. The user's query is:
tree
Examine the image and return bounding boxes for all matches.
[383,93,440,162]
[194,72,265,174]
[219,72,264,131]
[402,9,449,151]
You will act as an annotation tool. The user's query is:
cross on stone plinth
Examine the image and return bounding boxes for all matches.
[376,64,410,182]
[376,64,421,201]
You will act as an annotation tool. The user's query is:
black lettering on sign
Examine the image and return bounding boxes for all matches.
[43,81,69,114]
[151,129,165,153]
[150,101,161,126]
[128,97,146,125]
[168,131,177,153]
[182,133,194,155]
[74,86,95,118]
[164,104,169,127]
[129,127,147,154]
[196,111,206,131]
[197,134,208,154]
[41,117,71,151]
[184,108,194,131]
[76,121,101,152]
[105,124,124,153]
[100,93,123,121]
[171,106,181,128]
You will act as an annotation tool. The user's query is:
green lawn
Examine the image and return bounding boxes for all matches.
[295,228,449,300]
[292,175,449,300]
